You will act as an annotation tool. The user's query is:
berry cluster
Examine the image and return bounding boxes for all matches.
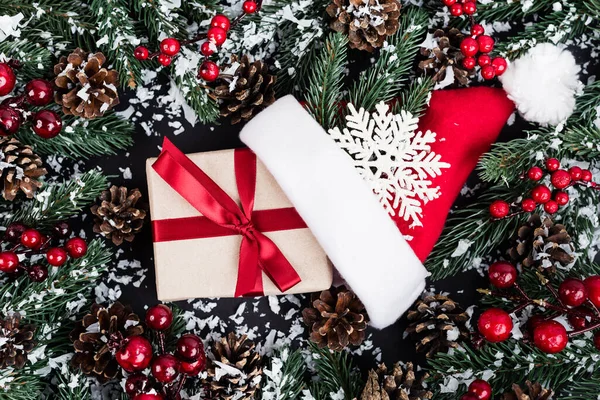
[0,222,87,282]
[476,261,600,354]
[489,158,598,219]
[441,0,508,81]
[133,1,261,83]
[122,305,206,400]
[460,379,492,400]
[0,62,63,139]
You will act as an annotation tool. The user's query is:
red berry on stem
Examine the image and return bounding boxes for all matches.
[462,57,476,70]
[211,15,231,31]
[0,63,16,96]
[200,41,215,56]
[581,169,593,182]
[527,166,544,181]
[478,308,513,343]
[461,394,480,400]
[488,261,517,289]
[243,0,258,13]
[551,170,571,189]
[477,35,495,53]
[179,356,206,376]
[559,278,587,307]
[521,198,537,212]
[568,166,583,181]
[545,158,560,171]
[460,37,479,57]
[53,221,71,238]
[160,38,181,56]
[594,331,600,351]
[462,1,477,15]
[134,46,150,61]
[442,0,457,5]
[125,373,150,397]
[450,3,463,16]
[489,200,510,218]
[491,57,508,76]
[0,251,19,273]
[543,200,558,214]
[527,315,546,333]
[146,304,173,331]
[533,320,568,353]
[21,228,42,249]
[25,79,54,106]
[28,265,48,282]
[531,185,552,204]
[65,237,87,258]
[207,27,227,47]
[0,105,22,136]
[134,394,164,400]
[481,65,496,80]
[198,61,220,82]
[151,354,180,383]
[468,379,492,400]
[32,110,62,139]
[176,333,205,362]
[477,54,491,67]
[115,336,153,372]
[46,247,68,267]
[471,24,485,37]
[584,276,600,307]
[568,306,593,329]
[157,54,172,67]
[554,191,569,206]
[5,222,27,241]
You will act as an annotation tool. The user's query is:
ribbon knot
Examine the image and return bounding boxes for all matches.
[151,138,302,297]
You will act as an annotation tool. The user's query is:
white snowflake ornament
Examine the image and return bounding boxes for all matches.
[328,102,450,228]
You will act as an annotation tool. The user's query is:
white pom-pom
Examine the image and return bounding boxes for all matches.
[500,43,581,126]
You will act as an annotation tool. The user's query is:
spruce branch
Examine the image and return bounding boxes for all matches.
[131,0,185,43]
[347,7,428,112]
[175,72,220,124]
[0,40,52,82]
[304,33,348,131]
[395,76,434,119]
[310,344,362,400]
[260,348,307,400]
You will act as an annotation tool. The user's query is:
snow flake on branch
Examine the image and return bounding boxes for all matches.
[329,102,450,228]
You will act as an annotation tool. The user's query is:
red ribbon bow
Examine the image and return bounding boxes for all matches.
[151,138,303,296]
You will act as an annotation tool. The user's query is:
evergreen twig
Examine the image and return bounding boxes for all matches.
[310,344,362,400]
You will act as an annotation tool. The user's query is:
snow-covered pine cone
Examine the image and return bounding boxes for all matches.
[0,313,36,370]
[360,362,433,400]
[0,137,47,201]
[418,28,473,86]
[500,381,554,400]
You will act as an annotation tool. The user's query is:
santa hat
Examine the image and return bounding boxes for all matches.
[239,43,580,329]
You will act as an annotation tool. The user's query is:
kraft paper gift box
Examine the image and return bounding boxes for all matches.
[146,139,333,301]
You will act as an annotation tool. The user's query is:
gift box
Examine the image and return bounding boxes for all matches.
[146,139,333,301]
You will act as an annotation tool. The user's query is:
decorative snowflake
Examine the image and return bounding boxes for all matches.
[328,102,450,228]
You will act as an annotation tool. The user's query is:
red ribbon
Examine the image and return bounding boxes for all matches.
[151,138,303,297]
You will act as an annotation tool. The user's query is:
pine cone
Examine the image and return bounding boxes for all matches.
[507,214,575,273]
[0,313,35,370]
[360,362,433,400]
[0,137,47,201]
[302,286,368,351]
[70,302,143,382]
[54,48,120,119]
[210,56,276,125]
[418,28,473,86]
[501,381,554,400]
[405,294,469,357]
[206,332,263,400]
[326,0,401,52]
[91,186,146,246]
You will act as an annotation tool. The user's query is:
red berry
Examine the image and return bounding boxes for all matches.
[531,185,552,204]
[115,336,153,372]
[478,308,513,343]
[0,63,16,96]
[568,166,582,181]
[5,222,27,241]
[442,0,457,5]
[471,24,485,37]
[527,166,544,181]
[584,276,600,307]
[545,158,560,171]
[179,356,206,376]
[551,170,571,189]
[450,3,463,16]
[477,35,495,53]
[594,331,600,350]
[28,265,48,282]
[32,110,62,139]
[554,191,569,206]
[0,105,22,136]
[211,15,231,31]
[46,247,68,267]
[488,261,517,289]
[176,334,205,362]
[491,57,508,76]
[134,394,164,400]
[151,354,180,383]
[543,200,558,214]
[25,79,54,106]
[521,198,537,212]
[65,237,87,258]
[125,373,150,397]
[198,61,220,82]
[527,315,546,333]
[489,200,510,218]
[460,37,479,57]
[145,304,173,331]
[160,38,181,56]
[559,278,588,307]
[0,251,19,273]
[53,221,71,238]
[207,27,227,47]
[134,46,150,61]
[21,228,42,249]
[468,379,492,400]
[158,54,172,67]
[477,54,491,67]
[461,394,480,400]
[568,306,593,329]
[462,57,476,70]
[200,41,215,56]
[533,320,568,353]
[242,0,258,13]
[481,65,496,80]
[462,1,477,15]
[581,169,593,182]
